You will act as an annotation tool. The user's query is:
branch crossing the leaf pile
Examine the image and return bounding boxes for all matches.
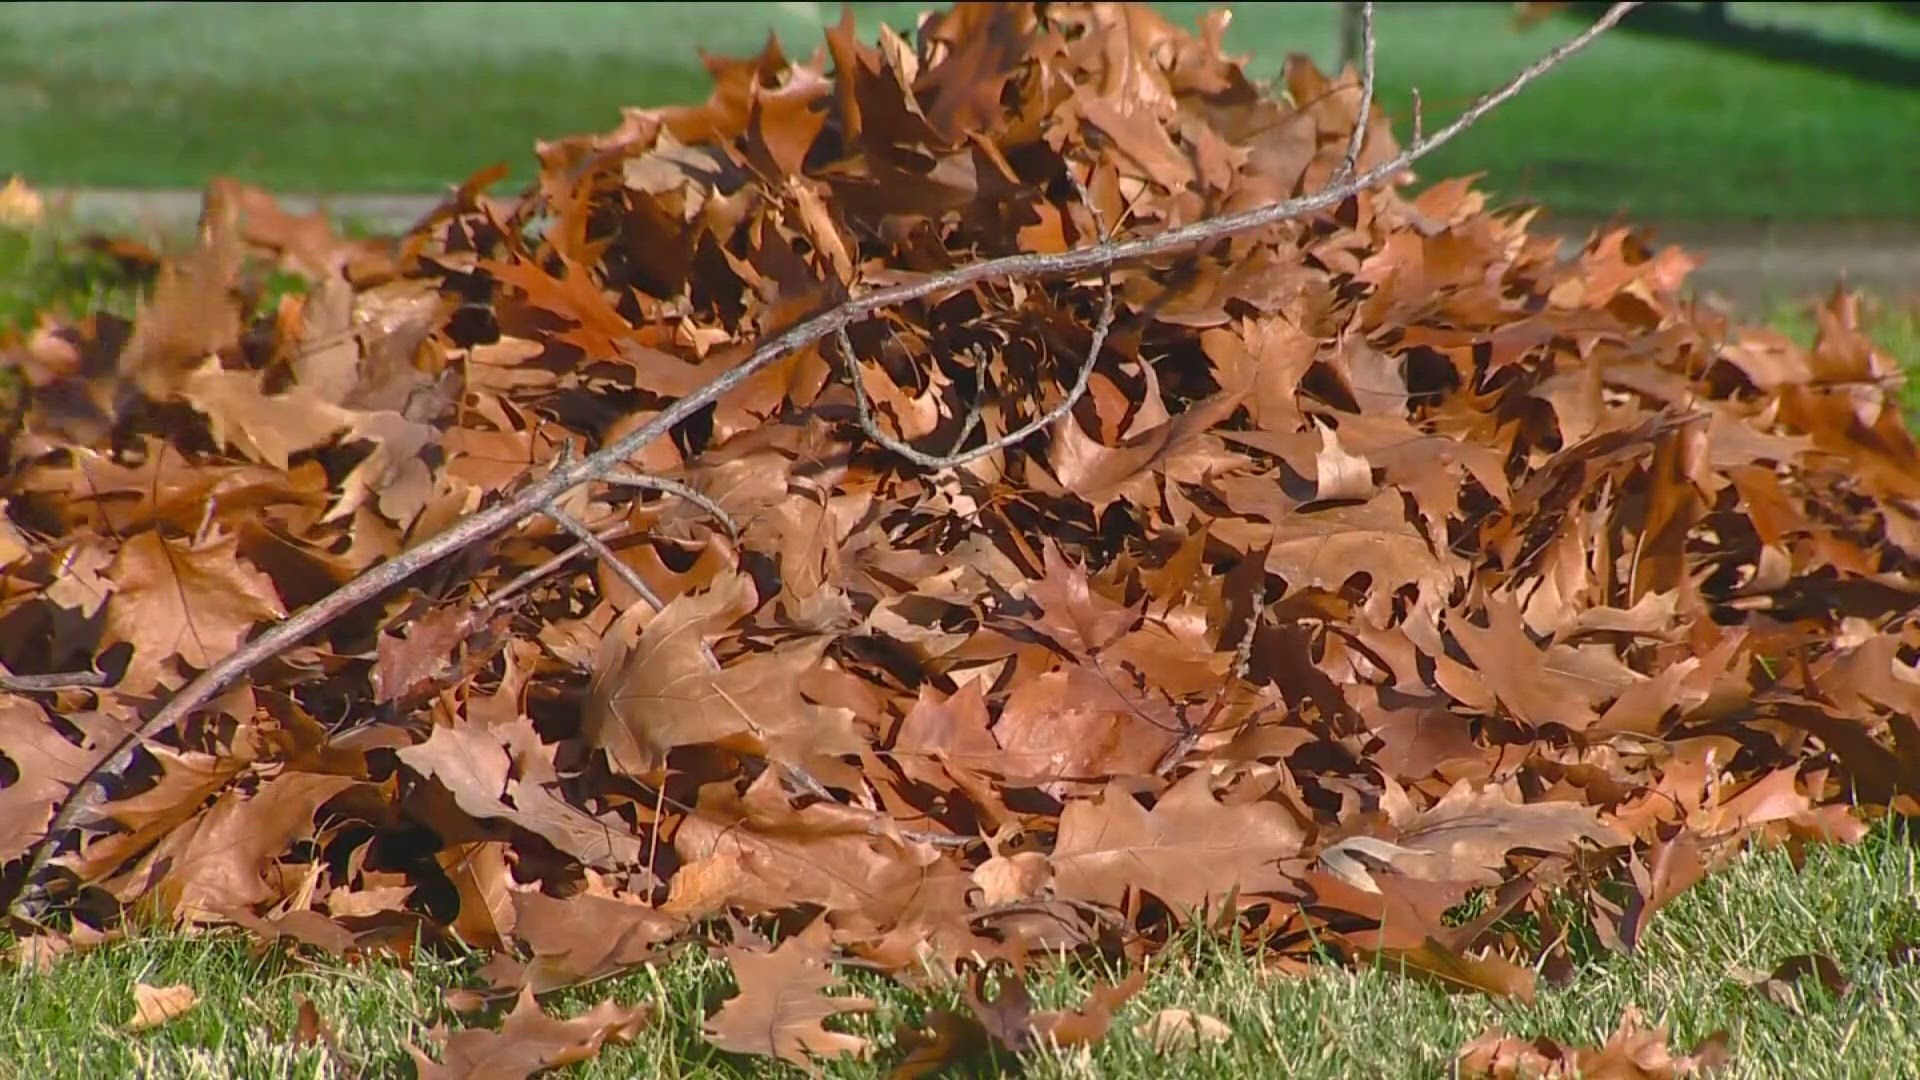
[11,1,1644,917]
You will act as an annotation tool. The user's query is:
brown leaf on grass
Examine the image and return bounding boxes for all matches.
[507,889,683,993]
[1618,829,1710,950]
[704,919,876,1074]
[291,993,357,1077]
[8,0,1920,1046]
[1360,937,1539,1003]
[959,966,1147,1056]
[125,982,199,1033]
[1732,952,1852,1011]
[1319,780,1627,893]
[410,987,650,1080]
[1135,1008,1232,1052]
[1457,1007,1729,1079]
[4,922,119,975]
[1050,772,1305,914]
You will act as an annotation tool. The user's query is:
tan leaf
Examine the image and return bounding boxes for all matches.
[1135,1008,1232,1052]
[102,528,286,692]
[410,987,649,1080]
[1050,772,1305,914]
[396,718,644,867]
[0,699,125,862]
[704,919,875,1074]
[1320,780,1627,893]
[583,573,859,774]
[125,982,199,1033]
[1312,419,1376,501]
[110,771,356,921]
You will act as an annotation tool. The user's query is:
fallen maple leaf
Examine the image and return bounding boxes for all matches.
[1135,1007,1231,1052]
[1456,1007,1729,1079]
[0,699,124,862]
[583,572,861,773]
[3,0,1913,1051]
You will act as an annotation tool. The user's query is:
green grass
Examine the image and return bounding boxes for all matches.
[4,827,1916,1078]
[0,224,147,334]
[1766,297,1920,412]
[3,2,1918,223]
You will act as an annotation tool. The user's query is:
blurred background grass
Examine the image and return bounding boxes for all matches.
[3,2,1918,226]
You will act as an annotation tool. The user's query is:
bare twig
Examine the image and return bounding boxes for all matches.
[0,670,109,693]
[841,282,1114,470]
[845,164,1116,470]
[483,522,636,613]
[1155,575,1267,777]
[944,348,991,458]
[602,471,738,538]
[1334,2,1377,183]
[11,2,1639,917]
[542,502,665,613]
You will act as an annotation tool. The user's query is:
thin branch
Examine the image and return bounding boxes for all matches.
[1334,2,1377,183]
[1156,575,1267,777]
[542,502,665,613]
[842,279,1114,470]
[11,2,1639,917]
[0,670,109,693]
[944,346,991,458]
[845,163,1116,470]
[483,522,636,613]
[602,471,738,538]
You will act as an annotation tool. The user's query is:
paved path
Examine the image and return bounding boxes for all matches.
[47,188,1919,311]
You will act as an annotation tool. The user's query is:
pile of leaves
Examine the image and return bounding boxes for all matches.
[3,2,1916,1072]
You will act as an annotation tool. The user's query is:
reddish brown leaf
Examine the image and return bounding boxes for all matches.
[102,528,287,692]
[705,919,875,1074]
[410,987,649,1080]
[583,573,860,774]
[1050,772,1305,914]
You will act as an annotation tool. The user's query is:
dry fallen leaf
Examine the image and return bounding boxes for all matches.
[1135,1008,1232,1052]
[1457,1007,1729,1079]
[125,982,199,1033]
[704,920,876,1075]
[1319,780,1627,893]
[409,987,650,1080]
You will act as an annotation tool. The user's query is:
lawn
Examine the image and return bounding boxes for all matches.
[5,826,1915,1078]
[3,2,1919,224]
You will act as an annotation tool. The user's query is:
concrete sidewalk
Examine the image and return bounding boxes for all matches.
[45,187,1919,310]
